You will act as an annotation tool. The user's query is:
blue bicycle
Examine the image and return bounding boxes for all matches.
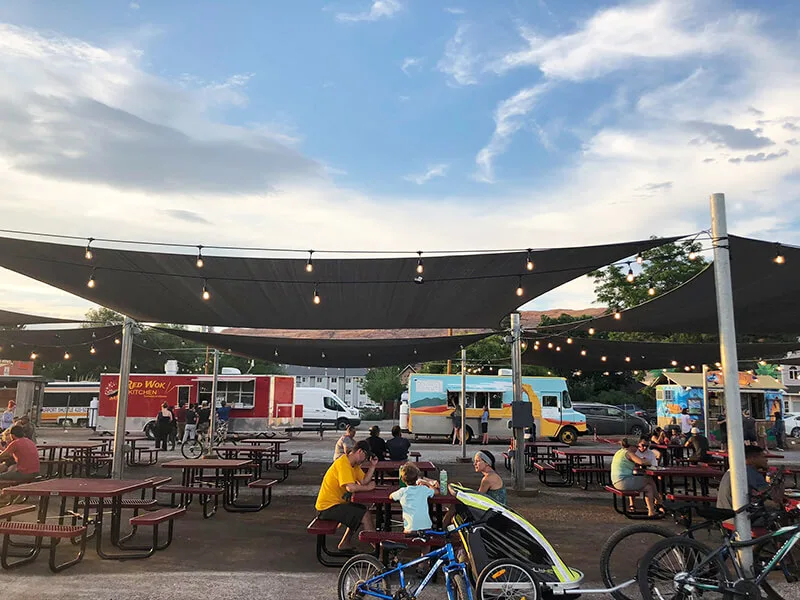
[337,522,475,600]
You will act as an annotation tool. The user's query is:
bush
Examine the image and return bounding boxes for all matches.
[359,407,385,421]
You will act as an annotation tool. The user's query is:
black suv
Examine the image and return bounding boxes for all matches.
[573,402,651,437]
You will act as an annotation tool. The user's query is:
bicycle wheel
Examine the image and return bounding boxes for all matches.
[451,570,472,600]
[181,438,203,459]
[338,554,387,600]
[637,537,730,600]
[754,538,797,600]
[600,523,675,600]
[476,558,540,600]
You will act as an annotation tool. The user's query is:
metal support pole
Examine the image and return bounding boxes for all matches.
[461,347,467,459]
[511,313,525,492]
[205,349,220,457]
[111,317,135,480]
[702,364,710,436]
[447,328,453,375]
[710,192,752,574]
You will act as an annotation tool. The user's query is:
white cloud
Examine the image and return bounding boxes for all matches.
[403,163,448,185]
[400,56,422,76]
[129,1,140,9]
[474,84,550,182]
[444,7,465,15]
[437,24,479,86]
[490,0,760,81]
[335,0,402,23]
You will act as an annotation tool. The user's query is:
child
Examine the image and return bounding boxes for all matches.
[390,463,439,568]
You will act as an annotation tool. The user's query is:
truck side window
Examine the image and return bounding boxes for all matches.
[323,397,340,411]
[489,392,503,409]
[542,395,558,408]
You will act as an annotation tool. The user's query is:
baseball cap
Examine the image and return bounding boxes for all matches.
[353,440,373,458]
[691,427,699,434]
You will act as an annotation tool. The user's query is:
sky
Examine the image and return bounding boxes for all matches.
[0,0,799,321]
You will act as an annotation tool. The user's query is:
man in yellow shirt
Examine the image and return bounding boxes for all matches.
[315,440,378,550]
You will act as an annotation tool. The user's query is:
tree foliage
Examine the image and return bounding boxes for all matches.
[362,366,405,406]
[418,334,549,376]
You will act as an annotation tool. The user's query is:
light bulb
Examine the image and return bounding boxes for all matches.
[114,338,120,345]
[671,360,678,366]
[516,276,524,297]
[688,251,697,261]
[526,249,534,271]
[64,351,70,360]
[87,272,96,288]
[547,342,553,349]
[202,280,210,301]
[313,286,321,304]
[601,356,607,362]
[90,345,96,354]
[416,251,424,274]
[555,346,561,352]
[580,349,587,356]
[85,238,93,260]
[684,366,691,372]
[588,328,595,335]
[196,246,204,268]
[715,362,721,367]
[306,251,314,273]
[625,356,631,362]
[758,360,766,366]
[30,352,37,360]
[613,311,621,320]
[648,282,656,296]
[774,245,785,264]
[635,252,643,264]
[566,338,573,344]
[626,264,635,283]
[274,349,278,357]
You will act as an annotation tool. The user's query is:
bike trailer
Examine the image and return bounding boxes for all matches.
[451,484,584,594]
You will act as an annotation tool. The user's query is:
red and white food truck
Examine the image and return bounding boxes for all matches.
[98,372,301,436]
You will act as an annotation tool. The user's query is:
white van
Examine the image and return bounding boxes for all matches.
[295,387,361,431]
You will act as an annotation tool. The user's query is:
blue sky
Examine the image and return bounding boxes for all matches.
[0,0,799,319]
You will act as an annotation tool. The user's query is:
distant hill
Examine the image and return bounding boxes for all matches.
[220,307,605,339]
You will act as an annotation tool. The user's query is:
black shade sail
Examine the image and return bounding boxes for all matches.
[534,236,800,335]
[0,325,155,364]
[157,327,492,368]
[521,335,800,372]
[0,235,677,329]
[0,308,76,326]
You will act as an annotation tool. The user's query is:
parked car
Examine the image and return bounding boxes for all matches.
[573,402,651,437]
[784,413,800,438]
[619,403,656,425]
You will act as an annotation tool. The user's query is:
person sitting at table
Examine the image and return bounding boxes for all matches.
[717,445,784,517]
[366,425,387,461]
[650,427,667,446]
[0,425,40,481]
[0,401,15,433]
[315,439,378,550]
[684,427,710,463]
[386,425,411,461]
[635,437,660,466]
[611,438,662,518]
[391,463,439,568]
[333,425,357,461]
[444,450,506,528]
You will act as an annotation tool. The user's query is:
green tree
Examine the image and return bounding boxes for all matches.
[418,334,549,376]
[362,366,405,407]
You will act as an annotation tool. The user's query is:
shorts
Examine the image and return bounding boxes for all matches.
[613,477,647,492]
[318,503,367,531]
[0,470,36,481]
[481,422,488,434]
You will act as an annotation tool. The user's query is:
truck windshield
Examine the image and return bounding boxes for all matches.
[562,391,573,409]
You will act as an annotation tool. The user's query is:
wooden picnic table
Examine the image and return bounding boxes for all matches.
[373,460,437,484]
[643,465,722,497]
[161,458,254,513]
[350,486,459,530]
[238,437,291,445]
[38,442,106,478]
[1,477,155,560]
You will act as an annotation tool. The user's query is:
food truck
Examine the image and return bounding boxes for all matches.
[97,372,301,436]
[407,373,587,444]
[655,371,784,447]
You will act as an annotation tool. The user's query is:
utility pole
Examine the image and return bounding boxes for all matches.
[205,349,220,457]
[460,347,467,460]
[710,192,752,574]
[510,313,525,491]
[111,317,135,479]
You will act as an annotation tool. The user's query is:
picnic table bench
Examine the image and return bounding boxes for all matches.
[307,518,357,567]
[358,530,447,564]
[604,485,651,520]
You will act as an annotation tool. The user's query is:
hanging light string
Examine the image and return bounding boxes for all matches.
[0,328,122,359]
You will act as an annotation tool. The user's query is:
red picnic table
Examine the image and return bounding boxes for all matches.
[550,448,617,488]
[350,486,459,530]
[643,465,723,498]
[1,477,158,564]
[373,460,437,484]
[214,444,279,478]
[161,458,256,514]
[524,441,570,472]
[38,441,106,478]
[89,434,154,467]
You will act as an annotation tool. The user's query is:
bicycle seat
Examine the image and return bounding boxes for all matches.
[381,541,408,552]
[695,506,735,522]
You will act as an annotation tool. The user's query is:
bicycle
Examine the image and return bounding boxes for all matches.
[337,522,475,600]
[180,421,228,459]
[601,470,797,600]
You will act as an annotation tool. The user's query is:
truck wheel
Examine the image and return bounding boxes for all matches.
[144,421,156,440]
[76,419,88,428]
[60,419,74,427]
[452,427,473,444]
[336,419,348,431]
[558,426,578,445]
[792,427,800,438]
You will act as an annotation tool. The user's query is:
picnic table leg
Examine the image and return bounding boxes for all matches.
[93,497,153,560]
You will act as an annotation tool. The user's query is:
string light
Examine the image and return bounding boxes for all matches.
[566,338,573,344]
[274,349,279,358]
[588,328,595,335]
[688,250,697,260]
[625,356,631,362]
[306,251,314,273]
[555,346,561,352]
[202,280,210,301]
[526,249,534,271]
[715,362,721,368]
[85,238,94,260]
[63,351,70,360]
[671,360,678,366]
[580,349,587,356]
[547,342,554,349]
[613,309,622,320]
[626,262,635,283]
[196,246,204,268]
[313,285,321,305]
[601,356,607,362]
[774,244,785,265]
[29,352,37,360]
[648,281,656,296]
[684,366,691,372]
[90,345,96,354]
[516,276,524,297]
[758,360,767,366]
[321,351,326,358]
[633,370,640,375]
[114,337,121,345]
[87,270,96,288]
[416,251,424,274]
[636,252,643,265]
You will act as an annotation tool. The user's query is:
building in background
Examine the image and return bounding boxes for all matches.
[282,366,372,407]
[780,354,800,413]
